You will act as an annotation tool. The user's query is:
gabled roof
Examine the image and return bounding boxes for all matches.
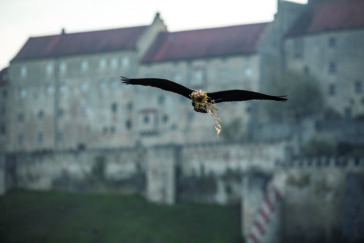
[287,0,364,37]
[12,25,147,62]
[141,22,269,63]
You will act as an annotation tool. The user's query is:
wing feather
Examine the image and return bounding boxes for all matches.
[121,77,193,99]
[207,90,287,103]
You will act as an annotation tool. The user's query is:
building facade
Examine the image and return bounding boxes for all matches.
[0,68,8,151]
[284,0,364,118]
[4,0,364,152]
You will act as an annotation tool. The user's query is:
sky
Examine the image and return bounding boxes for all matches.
[0,0,307,70]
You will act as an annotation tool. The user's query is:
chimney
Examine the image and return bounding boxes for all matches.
[61,28,66,35]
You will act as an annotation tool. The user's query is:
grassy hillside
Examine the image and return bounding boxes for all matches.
[0,190,243,243]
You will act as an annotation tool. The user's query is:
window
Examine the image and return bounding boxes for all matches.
[47,85,54,95]
[18,134,24,145]
[18,113,24,122]
[20,66,27,78]
[46,63,53,75]
[126,119,132,130]
[20,89,27,98]
[220,68,229,79]
[345,108,352,118]
[187,112,194,122]
[81,60,89,72]
[38,110,44,120]
[110,126,116,133]
[99,80,107,90]
[81,82,89,92]
[329,62,336,74]
[59,62,67,74]
[174,73,182,82]
[102,127,108,134]
[58,108,64,118]
[0,124,5,135]
[355,81,362,94]
[162,114,169,123]
[111,79,119,89]
[158,95,165,105]
[303,66,310,75]
[57,132,63,142]
[111,103,118,113]
[144,115,150,124]
[329,84,336,96]
[38,132,44,145]
[328,37,336,48]
[60,84,68,94]
[192,68,205,87]
[293,38,304,59]
[122,57,129,68]
[99,58,107,70]
[127,102,133,112]
[244,67,252,77]
[110,57,118,69]
[193,70,203,82]
[81,106,88,116]
[2,90,7,98]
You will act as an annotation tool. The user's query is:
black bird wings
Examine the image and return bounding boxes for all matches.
[121,77,193,99]
[207,90,287,103]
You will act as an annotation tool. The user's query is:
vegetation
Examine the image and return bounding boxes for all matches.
[264,71,324,122]
[91,155,106,180]
[301,135,335,156]
[221,118,247,142]
[286,173,311,188]
[0,190,243,243]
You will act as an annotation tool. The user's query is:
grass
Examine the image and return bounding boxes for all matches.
[0,190,243,243]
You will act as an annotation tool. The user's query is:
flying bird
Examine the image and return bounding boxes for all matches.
[121,77,287,113]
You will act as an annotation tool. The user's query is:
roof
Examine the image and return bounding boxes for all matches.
[12,25,147,62]
[287,0,364,37]
[141,22,269,63]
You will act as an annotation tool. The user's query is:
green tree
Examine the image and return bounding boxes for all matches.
[264,71,324,122]
[221,118,247,142]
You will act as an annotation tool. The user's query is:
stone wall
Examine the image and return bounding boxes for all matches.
[0,142,286,204]
[275,157,364,243]
[0,154,4,195]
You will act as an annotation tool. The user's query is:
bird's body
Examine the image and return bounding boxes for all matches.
[121,77,287,113]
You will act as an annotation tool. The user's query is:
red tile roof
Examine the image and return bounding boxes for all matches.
[288,0,364,37]
[12,26,147,62]
[141,22,269,63]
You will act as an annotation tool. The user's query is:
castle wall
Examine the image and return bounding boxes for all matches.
[284,29,364,117]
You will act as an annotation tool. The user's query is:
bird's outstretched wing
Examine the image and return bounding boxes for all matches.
[207,89,287,103]
[121,77,193,99]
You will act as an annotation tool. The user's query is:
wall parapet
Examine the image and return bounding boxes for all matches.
[275,156,364,170]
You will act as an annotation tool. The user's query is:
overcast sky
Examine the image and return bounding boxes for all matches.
[0,0,307,70]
